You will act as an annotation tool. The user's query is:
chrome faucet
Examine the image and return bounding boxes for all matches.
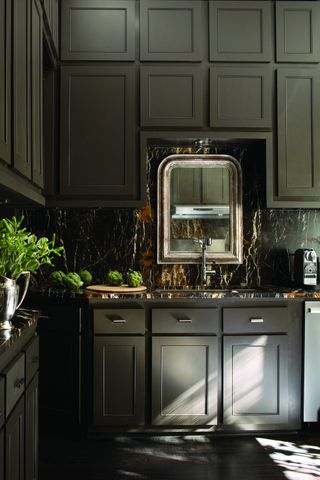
[195,238,216,286]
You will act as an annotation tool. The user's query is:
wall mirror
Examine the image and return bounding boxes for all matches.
[157,154,243,264]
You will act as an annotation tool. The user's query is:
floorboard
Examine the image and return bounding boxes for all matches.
[39,433,320,480]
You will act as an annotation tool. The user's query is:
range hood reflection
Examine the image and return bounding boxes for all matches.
[171,204,230,219]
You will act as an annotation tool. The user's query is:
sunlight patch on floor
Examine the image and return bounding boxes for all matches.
[256,437,320,479]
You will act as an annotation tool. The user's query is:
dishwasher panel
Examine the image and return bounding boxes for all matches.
[304,301,320,422]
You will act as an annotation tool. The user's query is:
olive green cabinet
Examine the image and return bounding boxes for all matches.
[93,308,145,427]
[222,306,290,429]
[140,0,203,62]
[59,66,140,206]
[25,374,39,480]
[13,0,31,179]
[209,1,272,62]
[276,1,320,63]
[61,0,135,61]
[5,396,25,480]
[42,0,59,55]
[210,66,272,128]
[140,66,204,127]
[0,0,11,167]
[270,68,320,207]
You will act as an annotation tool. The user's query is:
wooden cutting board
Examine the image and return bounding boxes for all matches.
[86,284,147,293]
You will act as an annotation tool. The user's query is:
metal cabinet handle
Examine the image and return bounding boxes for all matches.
[250,317,264,323]
[308,308,320,314]
[14,378,25,388]
[177,318,192,323]
[105,315,127,324]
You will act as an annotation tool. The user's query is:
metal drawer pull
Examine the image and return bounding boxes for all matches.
[14,378,25,388]
[106,314,127,324]
[177,318,192,324]
[250,317,264,323]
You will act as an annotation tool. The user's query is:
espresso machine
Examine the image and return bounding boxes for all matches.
[293,248,318,288]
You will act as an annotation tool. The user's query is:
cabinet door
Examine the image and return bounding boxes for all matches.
[13,0,31,179]
[61,0,135,61]
[0,428,3,480]
[276,1,320,63]
[171,168,201,205]
[31,0,43,187]
[140,66,204,127]
[202,168,229,205]
[223,335,288,428]
[25,374,38,480]
[5,396,24,480]
[277,68,320,201]
[140,0,203,62]
[152,336,218,426]
[0,0,11,166]
[209,1,272,62]
[210,67,272,128]
[60,66,138,201]
[94,336,145,426]
[51,0,59,54]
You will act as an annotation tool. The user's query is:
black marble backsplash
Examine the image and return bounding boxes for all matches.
[3,139,320,289]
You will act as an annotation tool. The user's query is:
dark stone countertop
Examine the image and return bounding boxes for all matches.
[0,308,39,355]
[28,286,320,302]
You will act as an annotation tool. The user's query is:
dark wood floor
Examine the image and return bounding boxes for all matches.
[39,432,320,479]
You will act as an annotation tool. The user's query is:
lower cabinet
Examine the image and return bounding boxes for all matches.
[25,374,39,480]
[93,336,145,426]
[152,336,218,426]
[5,396,25,480]
[223,335,288,428]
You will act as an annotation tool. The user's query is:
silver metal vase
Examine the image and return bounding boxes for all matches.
[0,272,31,330]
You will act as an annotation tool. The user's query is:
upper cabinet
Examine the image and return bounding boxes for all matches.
[276,1,320,63]
[209,1,272,62]
[140,0,204,61]
[269,68,320,208]
[0,0,11,167]
[140,66,204,127]
[58,66,141,206]
[61,0,135,61]
[210,66,272,128]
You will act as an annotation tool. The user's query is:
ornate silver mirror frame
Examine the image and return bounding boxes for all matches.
[157,154,243,264]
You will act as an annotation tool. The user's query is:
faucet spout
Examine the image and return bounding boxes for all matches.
[199,238,216,286]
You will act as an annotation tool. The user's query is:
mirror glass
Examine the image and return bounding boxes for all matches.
[158,154,242,264]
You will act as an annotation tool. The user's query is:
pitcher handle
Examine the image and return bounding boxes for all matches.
[16,271,31,310]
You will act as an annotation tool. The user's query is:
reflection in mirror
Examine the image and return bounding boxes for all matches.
[158,155,242,264]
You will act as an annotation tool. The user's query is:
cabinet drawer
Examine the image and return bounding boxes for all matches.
[23,335,39,385]
[0,377,4,429]
[94,309,145,335]
[223,307,288,333]
[152,308,218,334]
[4,353,25,418]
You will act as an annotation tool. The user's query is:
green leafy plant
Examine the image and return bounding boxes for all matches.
[0,215,63,280]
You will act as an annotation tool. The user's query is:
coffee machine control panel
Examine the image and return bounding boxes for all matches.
[294,248,318,287]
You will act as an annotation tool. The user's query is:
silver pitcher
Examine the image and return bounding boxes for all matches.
[0,272,31,330]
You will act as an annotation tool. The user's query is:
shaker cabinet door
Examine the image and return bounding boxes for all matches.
[25,374,39,480]
[276,68,320,203]
[0,428,3,480]
[276,1,320,63]
[60,66,139,203]
[223,335,289,428]
[93,336,145,426]
[152,336,218,426]
[0,0,11,166]
[5,397,25,480]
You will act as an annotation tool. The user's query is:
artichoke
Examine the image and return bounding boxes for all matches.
[106,270,123,286]
[78,269,92,285]
[126,270,143,288]
[50,270,66,286]
[63,272,84,290]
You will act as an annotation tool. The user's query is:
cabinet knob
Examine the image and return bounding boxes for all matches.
[250,317,264,323]
[14,378,25,389]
